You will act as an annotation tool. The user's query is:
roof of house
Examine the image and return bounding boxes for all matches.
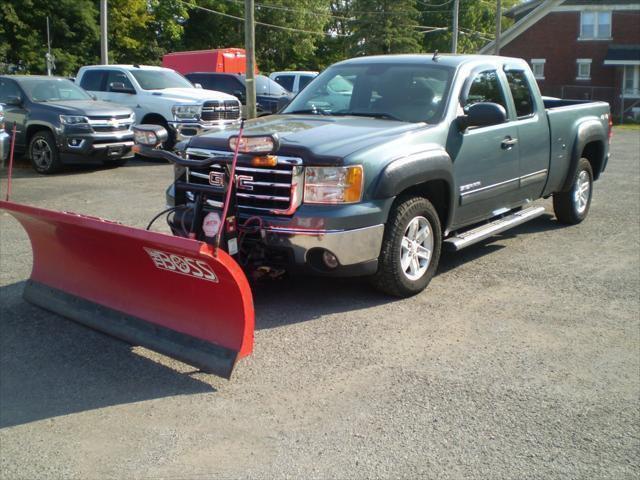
[481,0,640,54]
[604,44,640,65]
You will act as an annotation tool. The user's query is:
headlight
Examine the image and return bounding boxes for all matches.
[229,135,277,154]
[172,104,202,120]
[304,165,364,204]
[60,115,90,125]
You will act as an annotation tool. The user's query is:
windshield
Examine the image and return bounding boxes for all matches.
[131,69,193,90]
[283,63,454,123]
[20,78,91,102]
[255,75,289,96]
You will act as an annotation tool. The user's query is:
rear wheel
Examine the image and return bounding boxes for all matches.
[29,130,61,174]
[553,157,593,225]
[371,196,442,297]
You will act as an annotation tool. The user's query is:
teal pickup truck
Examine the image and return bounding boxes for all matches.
[144,54,611,297]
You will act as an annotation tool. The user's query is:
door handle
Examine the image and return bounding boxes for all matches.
[501,136,518,149]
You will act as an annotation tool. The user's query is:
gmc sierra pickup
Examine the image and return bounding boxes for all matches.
[140,54,612,297]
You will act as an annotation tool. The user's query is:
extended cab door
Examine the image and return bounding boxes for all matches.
[452,68,521,227]
[503,68,551,201]
[0,78,28,149]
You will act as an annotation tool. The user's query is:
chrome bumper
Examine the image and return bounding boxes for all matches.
[0,130,9,163]
[261,224,385,266]
[169,120,240,142]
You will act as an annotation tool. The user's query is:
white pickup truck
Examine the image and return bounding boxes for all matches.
[75,65,241,147]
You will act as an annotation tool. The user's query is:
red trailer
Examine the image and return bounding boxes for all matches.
[162,48,254,75]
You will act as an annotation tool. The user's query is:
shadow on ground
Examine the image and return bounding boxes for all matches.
[0,282,214,429]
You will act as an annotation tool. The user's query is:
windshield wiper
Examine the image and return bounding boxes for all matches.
[285,108,331,116]
[333,111,403,121]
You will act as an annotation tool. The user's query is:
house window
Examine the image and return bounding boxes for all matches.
[580,11,611,39]
[531,59,545,80]
[577,59,592,80]
[624,66,640,97]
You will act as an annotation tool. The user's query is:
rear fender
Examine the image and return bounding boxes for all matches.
[561,119,606,192]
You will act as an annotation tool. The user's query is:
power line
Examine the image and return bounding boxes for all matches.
[178,0,348,37]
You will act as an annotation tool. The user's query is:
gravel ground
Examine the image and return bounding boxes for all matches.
[0,128,638,479]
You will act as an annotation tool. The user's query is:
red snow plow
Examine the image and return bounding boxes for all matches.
[1,123,255,379]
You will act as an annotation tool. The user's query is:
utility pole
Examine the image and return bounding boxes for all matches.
[494,0,502,55]
[451,0,459,54]
[100,0,109,65]
[244,0,257,119]
[45,17,54,76]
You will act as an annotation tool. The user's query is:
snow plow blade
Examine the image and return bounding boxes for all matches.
[1,200,254,379]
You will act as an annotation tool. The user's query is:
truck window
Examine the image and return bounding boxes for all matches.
[106,71,134,92]
[206,75,245,95]
[299,75,314,90]
[274,75,294,92]
[464,70,507,111]
[505,70,535,118]
[0,78,22,102]
[80,70,106,92]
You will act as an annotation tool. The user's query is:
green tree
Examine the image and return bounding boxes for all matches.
[350,0,422,56]
[0,0,99,75]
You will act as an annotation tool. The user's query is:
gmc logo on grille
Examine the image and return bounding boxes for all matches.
[208,171,225,188]
[208,171,254,191]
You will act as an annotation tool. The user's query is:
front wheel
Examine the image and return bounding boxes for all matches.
[553,157,593,225]
[29,130,62,174]
[371,196,442,297]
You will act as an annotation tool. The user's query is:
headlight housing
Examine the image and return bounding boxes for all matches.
[60,115,90,125]
[304,165,364,204]
[172,104,202,121]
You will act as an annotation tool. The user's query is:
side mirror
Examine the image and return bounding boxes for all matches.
[233,89,246,104]
[133,124,169,149]
[458,102,507,130]
[4,95,22,106]
[109,82,136,94]
[194,83,203,89]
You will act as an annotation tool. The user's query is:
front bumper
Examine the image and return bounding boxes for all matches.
[58,129,135,163]
[169,120,240,142]
[0,130,9,163]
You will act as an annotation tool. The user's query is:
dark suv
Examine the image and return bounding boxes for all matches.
[185,73,293,116]
[0,75,135,173]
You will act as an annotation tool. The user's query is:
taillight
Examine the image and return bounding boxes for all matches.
[608,115,613,144]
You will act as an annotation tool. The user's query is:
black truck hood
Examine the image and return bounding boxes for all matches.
[189,114,425,164]
[37,100,132,117]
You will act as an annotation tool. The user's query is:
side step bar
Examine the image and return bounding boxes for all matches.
[444,206,546,251]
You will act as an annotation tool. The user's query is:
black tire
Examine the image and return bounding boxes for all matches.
[29,130,62,174]
[553,157,593,225]
[371,196,442,297]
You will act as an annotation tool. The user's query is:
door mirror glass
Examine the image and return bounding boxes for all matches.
[3,95,22,106]
[233,89,246,103]
[109,82,135,94]
[459,102,507,130]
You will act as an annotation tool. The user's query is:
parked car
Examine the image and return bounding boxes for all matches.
[184,72,293,116]
[147,54,611,297]
[0,105,10,163]
[0,75,135,174]
[75,65,241,145]
[269,71,318,93]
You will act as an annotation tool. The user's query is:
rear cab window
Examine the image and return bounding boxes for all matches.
[80,70,107,91]
[274,75,294,92]
[505,70,535,118]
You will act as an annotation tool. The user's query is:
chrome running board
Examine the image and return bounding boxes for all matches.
[444,206,546,251]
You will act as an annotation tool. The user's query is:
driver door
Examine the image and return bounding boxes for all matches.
[102,70,138,112]
[451,69,521,228]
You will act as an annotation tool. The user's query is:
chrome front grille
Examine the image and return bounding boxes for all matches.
[88,114,133,132]
[184,148,303,215]
[201,100,241,122]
